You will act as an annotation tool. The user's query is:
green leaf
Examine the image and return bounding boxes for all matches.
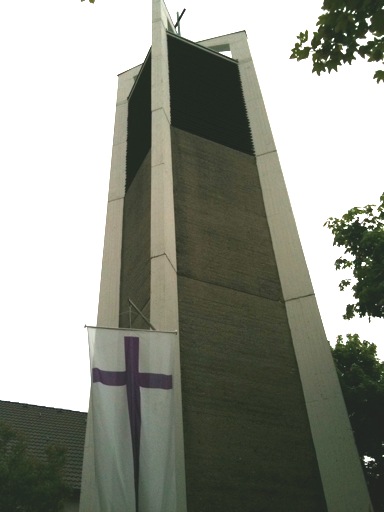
[312,60,327,75]
[368,46,384,62]
[326,59,339,72]
[298,46,311,60]
[299,30,309,43]
[339,279,351,291]
[373,69,384,82]
[371,11,384,35]
[335,12,350,34]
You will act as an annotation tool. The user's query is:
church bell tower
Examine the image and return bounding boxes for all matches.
[96,1,372,510]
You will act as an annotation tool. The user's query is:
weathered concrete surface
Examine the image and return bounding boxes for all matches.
[172,127,327,512]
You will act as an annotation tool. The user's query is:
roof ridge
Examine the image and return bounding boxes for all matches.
[0,399,86,414]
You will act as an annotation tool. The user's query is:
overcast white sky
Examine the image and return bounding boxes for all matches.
[0,0,382,412]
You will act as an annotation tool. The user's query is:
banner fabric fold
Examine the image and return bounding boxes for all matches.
[79,328,182,512]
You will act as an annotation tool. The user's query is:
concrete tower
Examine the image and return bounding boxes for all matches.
[96,1,372,510]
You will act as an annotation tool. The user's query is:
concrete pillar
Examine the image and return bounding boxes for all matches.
[201,31,372,512]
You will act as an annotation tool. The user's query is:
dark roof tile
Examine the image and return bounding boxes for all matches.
[0,400,87,490]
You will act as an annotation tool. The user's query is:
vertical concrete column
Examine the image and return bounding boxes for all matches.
[97,68,140,327]
[229,33,371,512]
[151,2,187,510]
[150,0,178,332]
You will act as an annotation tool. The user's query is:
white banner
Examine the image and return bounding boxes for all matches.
[79,328,182,512]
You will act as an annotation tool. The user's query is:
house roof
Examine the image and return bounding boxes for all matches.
[0,400,87,491]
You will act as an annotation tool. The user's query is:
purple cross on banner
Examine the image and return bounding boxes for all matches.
[92,336,173,512]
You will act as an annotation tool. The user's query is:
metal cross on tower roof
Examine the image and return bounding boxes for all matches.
[174,8,186,35]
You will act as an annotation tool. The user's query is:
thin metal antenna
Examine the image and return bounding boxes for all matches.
[174,8,186,36]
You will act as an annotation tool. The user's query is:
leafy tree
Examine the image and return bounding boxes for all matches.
[325,193,384,320]
[291,0,384,82]
[0,422,69,512]
[81,0,95,3]
[332,334,384,511]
